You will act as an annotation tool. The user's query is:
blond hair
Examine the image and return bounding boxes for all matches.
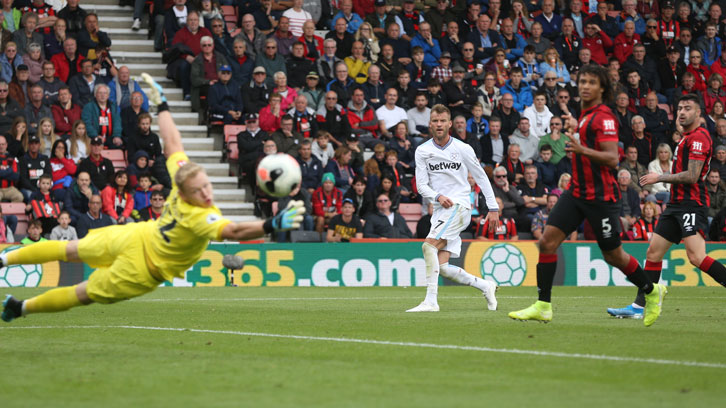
[175,161,205,194]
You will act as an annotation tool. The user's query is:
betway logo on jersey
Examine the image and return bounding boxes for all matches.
[428,162,462,171]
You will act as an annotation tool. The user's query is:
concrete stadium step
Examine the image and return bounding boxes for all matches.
[104,28,150,40]
[149,100,192,113]
[86,4,134,14]
[165,112,199,125]
[185,150,223,163]
[207,176,238,189]
[216,202,254,216]
[180,137,214,150]
[128,64,168,78]
[113,51,163,64]
[153,124,209,138]
[200,163,231,177]
[214,188,246,202]
[111,40,156,53]
[226,215,260,222]
[97,16,135,29]
[85,0,125,6]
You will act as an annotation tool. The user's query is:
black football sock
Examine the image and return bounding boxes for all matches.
[623,255,654,295]
[537,253,557,303]
[700,257,726,287]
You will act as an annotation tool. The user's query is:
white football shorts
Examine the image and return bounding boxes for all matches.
[427,203,471,258]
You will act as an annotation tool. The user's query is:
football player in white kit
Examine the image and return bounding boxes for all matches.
[407,104,501,312]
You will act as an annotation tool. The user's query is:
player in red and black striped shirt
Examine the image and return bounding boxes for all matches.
[637,93,726,295]
[510,65,667,326]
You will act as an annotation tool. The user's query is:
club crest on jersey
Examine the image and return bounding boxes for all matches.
[428,162,461,171]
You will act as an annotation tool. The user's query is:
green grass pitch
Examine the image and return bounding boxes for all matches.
[1,286,725,407]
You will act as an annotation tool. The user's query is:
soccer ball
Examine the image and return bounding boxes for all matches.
[480,243,527,286]
[256,153,302,197]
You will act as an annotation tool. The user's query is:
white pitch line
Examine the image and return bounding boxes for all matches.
[132,296,607,302]
[131,295,726,303]
[2,325,725,369]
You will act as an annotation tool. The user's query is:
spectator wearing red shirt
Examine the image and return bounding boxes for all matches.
[312,172,343,232]
[170,11,211,100]
[49,139,76,200]
[582,22,613,66]
[687,48,712,92]
[259,92,284,133]
[50,37,84,83]
[51,87,81,137]
[614,20,641,64]
[100,170,134,225]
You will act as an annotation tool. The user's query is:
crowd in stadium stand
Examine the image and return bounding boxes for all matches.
[0,0,174,242]
[1,0,726,244]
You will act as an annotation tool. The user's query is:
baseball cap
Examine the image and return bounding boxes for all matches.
[219,64,232,72]
[306,71,319,79]
[90,136,104,145]
[347,134,358,142]
[28,135,40,143]
[374,0,385,6]
[342,198,354,206]
[404,0,414,3]
[440,51,451,59]
[245,113,259,122]
[452,63,466,73]
[663,0,674,8]
[16,64,28,71]
[666,46,679,54]
[253,66,266,74]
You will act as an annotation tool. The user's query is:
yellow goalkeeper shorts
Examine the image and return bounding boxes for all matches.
[79,223,161,304]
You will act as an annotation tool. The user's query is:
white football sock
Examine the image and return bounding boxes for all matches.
[422,243,439,304]
[439,263,487,292]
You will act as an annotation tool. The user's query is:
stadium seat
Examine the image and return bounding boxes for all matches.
[406,221,417,235]
[224,124,245,161]
[658,103,673,120]
[221,5,237,22]
[460,232,474,239]
[399,203,422,235]
[2,202,28,236]
[290,230,322,242]
[100,149,127,171]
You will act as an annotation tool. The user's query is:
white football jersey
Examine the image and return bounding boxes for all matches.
[415,137,498,211]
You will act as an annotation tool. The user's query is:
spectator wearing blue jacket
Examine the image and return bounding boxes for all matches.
[696,24,722,66]
[538,50,571,85]
[108,66,149,112]
[81,84,122,149]
[534,0,563,40]
[615,0,646,36]
[329,0,364,34]
[409,22,441,67]
[499,67,533,113]
[498,18,527,60]
[208,65,244,124]
[517,46,542,84]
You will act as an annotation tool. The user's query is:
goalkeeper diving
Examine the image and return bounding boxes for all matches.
[1,74,305,322]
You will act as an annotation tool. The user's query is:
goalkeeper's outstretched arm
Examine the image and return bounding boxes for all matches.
[139,73,184,158]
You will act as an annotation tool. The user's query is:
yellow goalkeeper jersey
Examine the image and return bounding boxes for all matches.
[142,151,231,281]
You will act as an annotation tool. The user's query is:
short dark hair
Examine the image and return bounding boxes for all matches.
[138,172,152,181]
[510,66,523,75]
[578,64,612,104]
[281,114,293,123]
[539,144,552,152]
[677,93,702,111]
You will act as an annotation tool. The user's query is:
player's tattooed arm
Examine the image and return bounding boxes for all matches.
[641,159,704,186]
[657,159,704,184]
